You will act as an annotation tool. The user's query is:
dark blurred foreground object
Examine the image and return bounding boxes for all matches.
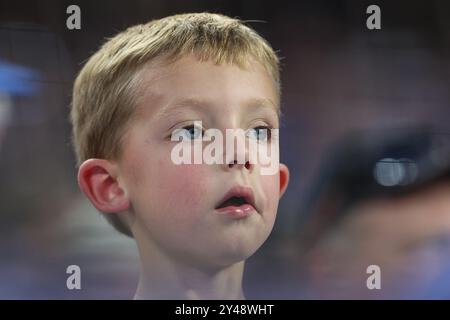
[293,127,450,299]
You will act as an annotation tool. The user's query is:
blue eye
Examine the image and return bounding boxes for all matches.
[247,126,271,141]
[181,124,204,140]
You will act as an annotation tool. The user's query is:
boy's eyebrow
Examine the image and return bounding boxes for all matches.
[155,97,212,120]
[156,97,280,120]
[244,97,280,119]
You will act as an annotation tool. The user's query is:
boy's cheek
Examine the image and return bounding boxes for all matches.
[260,173,281,215]
[154,163,212,209]
[130,163,212,232]
[123,152,210,208]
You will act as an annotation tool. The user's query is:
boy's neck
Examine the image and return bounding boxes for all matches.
[134,260,246,300]
[133,230,246,299]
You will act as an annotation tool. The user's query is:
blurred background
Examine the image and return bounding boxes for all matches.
[1,0,450,299]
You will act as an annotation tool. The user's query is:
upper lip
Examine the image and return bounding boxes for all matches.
[215,185,258,211]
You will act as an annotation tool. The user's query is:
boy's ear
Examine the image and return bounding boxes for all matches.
[77,159,130,213]
[279,163,290,199]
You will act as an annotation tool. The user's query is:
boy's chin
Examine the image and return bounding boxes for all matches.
[199,240,265,269]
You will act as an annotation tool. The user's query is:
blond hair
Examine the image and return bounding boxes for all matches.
[71,12,280,237]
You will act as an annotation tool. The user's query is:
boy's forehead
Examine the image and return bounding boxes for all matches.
[135,55,280,119]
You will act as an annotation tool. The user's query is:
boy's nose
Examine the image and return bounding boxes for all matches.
[227,159,253,171]
[220,128,255,172]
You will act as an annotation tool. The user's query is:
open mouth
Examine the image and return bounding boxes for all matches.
[215,186,257,217]
[216,196,250,208]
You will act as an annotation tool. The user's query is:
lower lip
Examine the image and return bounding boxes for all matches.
[215,204,256,219]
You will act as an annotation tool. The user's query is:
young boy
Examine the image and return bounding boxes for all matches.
[71,12,289,299]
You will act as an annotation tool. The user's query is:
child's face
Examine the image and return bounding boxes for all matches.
[117,55,289,268]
